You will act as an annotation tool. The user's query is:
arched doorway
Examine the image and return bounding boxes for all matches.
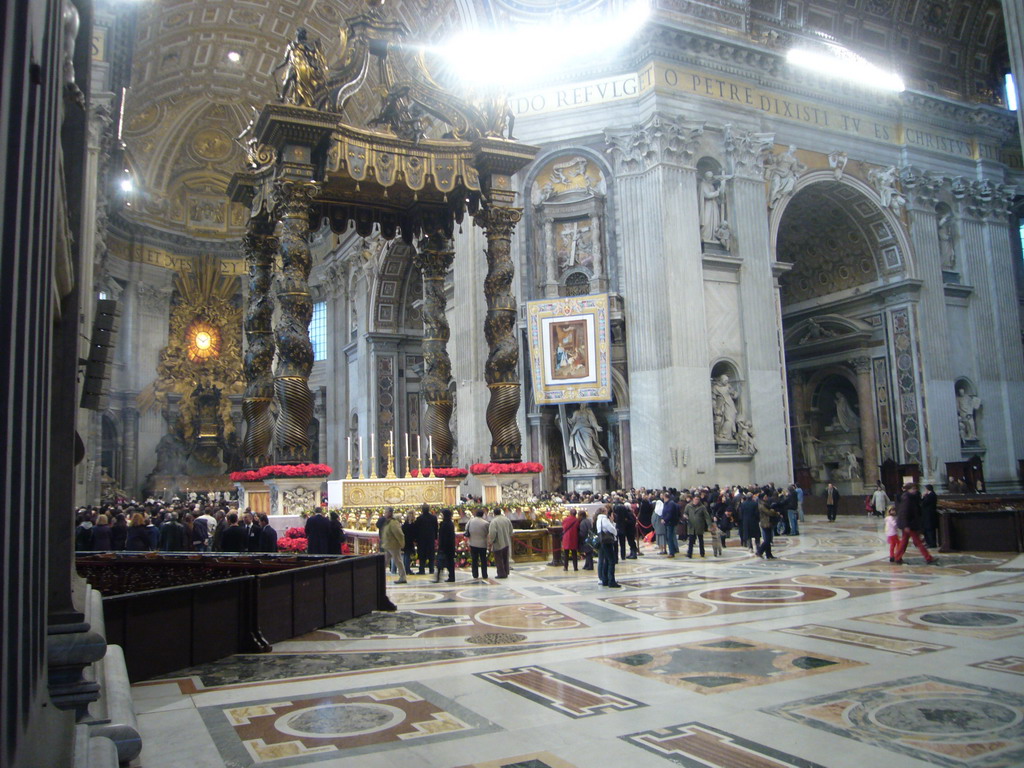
[774,174,921,496]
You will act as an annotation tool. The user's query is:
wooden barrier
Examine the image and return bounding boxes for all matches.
[88,553,394,681]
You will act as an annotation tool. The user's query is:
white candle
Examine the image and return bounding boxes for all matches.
[347,435,351,464]
[417,435,422,469]
[404,432,410,463]
[428,435,433,467]
[371,432,375,459]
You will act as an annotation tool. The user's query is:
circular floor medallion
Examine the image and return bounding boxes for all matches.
[695,584,842,605]
[732,588,805,601]
[870,697,1021,736]
[276,703,405,739]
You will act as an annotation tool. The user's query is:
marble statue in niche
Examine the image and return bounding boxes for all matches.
[938,212,957,269]
[567,403,607,470]
[957,387,981,443]
[826,392,859,433]
[766,145,806,208]
[712,374,739,442]
[699,171,730,243]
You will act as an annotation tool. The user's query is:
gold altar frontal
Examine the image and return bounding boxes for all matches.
[335,477,444,508]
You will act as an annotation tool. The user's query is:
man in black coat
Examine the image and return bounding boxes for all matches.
[158,512,188,552]
[304,510,331,555]
[258,513,278,553]
[614,501,639,559]
[893,482,937,565]
[738,493,761,551]
[413,503,438,574]
[434,508,456,582]
[220,513,247,552]
[243,511,261,553]
[920,484,939,548]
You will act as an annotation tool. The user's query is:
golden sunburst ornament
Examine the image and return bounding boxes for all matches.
[185,319,221,362]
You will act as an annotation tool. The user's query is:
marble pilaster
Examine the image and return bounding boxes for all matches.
[606,114,711,486]
[730,170,791,484]
[851,356,880,488]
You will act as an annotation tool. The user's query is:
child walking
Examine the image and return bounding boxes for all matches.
[885,505,899,563]
[710,520,723,557]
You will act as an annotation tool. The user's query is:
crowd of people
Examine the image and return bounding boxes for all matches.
[76,479,942,583]
[73,498,322,555]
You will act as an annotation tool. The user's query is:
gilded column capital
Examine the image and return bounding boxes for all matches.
[271,179,321,215]
[473,204,523,234]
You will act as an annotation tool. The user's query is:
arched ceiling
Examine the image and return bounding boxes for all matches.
[113,0,1008,242]
[776,181,904,306]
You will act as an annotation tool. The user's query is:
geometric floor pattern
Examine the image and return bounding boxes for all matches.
[765,676,1024,768]
[130,516,1024,768]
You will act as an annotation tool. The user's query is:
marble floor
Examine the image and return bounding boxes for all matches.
[129,517,1024,768]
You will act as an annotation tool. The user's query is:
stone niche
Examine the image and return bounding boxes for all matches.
[531,155,608,298]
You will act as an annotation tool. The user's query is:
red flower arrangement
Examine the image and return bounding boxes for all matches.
[230,470,263,482]
[469,462,543,475]
[278,526,308,553]
[230,463,333,482]
[410,467,469,478]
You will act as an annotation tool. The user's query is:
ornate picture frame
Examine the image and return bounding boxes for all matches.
[526,294,611,404]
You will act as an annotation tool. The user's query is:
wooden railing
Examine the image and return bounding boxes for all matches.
[79,553,395,681]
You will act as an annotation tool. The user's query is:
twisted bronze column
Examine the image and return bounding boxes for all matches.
[474,204,524,462]
[413,230,455,467]
[242,217,278,468]
[271,179,320,463]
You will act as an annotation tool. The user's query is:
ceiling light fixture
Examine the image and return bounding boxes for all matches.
[433,0,651,89]
[227,51,241,63]
[787,45,904,92]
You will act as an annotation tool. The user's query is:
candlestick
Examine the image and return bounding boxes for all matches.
[404,432,411,478]
[416,435,422,476]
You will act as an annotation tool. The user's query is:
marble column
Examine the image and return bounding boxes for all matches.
[542,215,558,297]
[121,406,139,493]
[413,230,456,467]
[242,216,278,468]
[272,179,320,463]
[852,356,880,487]
[474,204,525,462]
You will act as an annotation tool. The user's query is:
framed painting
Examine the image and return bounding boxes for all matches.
[526,294,611,404]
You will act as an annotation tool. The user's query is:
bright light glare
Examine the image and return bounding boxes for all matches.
[434,1,651,88]
[787,46,905,92]
[227,51,241,63]
[1006,73,1018,111]
[120,178,133,193]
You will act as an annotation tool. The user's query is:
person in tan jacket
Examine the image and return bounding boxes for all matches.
[380,507,408,584]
